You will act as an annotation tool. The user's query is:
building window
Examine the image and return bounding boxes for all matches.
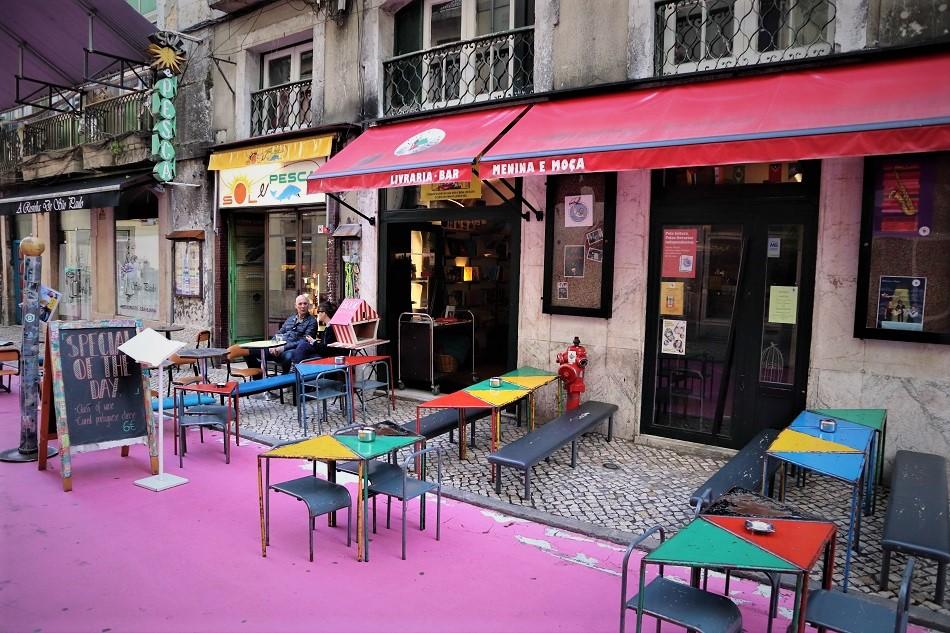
[385,0,534,114]
[251,43,314,136]
[655,0,835,76]
[125,0,158,22]
[116,210,160,321]
[855,152,950,344]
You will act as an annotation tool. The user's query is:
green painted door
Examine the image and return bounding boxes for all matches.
[229,215,266,343]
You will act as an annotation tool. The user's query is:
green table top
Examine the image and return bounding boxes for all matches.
[811,408,886,432]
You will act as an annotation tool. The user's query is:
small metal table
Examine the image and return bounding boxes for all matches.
[177,347,228,383]
[241,339,285,378]
[763,410,874,591]
[151,324,185,339]
[635,511,836,633]
[257,421,421,562]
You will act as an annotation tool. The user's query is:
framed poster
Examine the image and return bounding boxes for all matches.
[854,152,949,344]
[174,240,202,298]
[543,173,616,317]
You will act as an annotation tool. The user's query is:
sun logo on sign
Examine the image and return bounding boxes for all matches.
[394,128,446,156]
[222,173,255,206]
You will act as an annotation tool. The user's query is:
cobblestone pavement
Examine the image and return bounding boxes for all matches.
[2,324,946,620]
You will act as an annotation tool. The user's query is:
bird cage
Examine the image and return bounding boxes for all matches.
[760,341,785,383]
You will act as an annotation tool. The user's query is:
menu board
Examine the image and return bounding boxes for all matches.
[49,320,150,447]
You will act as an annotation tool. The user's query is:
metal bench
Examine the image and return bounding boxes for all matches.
[235,373,296,398]
[880,450,949,604]
[399,407,491,448]
[487,400,616,501]
[689,428,780,512]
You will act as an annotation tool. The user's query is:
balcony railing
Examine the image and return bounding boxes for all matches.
[383,26,535,117]
[250,79,313,137]
[0,90,151,177]
[654,0,836,75]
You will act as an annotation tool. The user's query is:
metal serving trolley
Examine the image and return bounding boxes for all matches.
[397,310,476,394]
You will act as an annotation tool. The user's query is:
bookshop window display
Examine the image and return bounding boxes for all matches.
[855,152,950,344]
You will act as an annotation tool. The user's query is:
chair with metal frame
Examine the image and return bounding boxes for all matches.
[620,525,743,633]
[352,358,396,422]
[174,386,230,468]
[295,363,350,435]
[0,347,20,393]
[264,443,352,562]
[367,445,444,560]
[224,344,262,383]
[803,557,915,633]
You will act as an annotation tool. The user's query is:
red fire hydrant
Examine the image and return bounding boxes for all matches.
[556,337,588,411]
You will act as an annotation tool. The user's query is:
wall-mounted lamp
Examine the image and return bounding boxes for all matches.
[463,266,474,282]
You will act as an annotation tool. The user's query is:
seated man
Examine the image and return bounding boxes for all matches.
[248,294,318,376]
[291,301,337,364]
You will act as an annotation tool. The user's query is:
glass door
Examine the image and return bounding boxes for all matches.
[57,211,92,321]
[229,216,265,343]
[642,201,817,449]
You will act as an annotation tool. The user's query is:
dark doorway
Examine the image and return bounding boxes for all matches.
[379,206,521,393]
[641,167,819,449]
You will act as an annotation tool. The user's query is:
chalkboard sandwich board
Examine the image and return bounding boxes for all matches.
[41,320,157,491]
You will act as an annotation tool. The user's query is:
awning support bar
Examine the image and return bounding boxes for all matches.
[326,193,376,226]
[473,169,538,221]
[498,177,542,221]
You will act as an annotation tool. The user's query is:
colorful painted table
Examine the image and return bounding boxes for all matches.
[637,514,836,633]
[813,408,887,513]
[414,367,559,460]
[763,410,874,591]
[257,422,421,562]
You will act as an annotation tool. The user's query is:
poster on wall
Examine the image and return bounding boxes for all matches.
[661,228,698,278]
[661,319,687,355]
[877,276,926,331]
[564,246,586,277]
[873,159,934,237]
[115,223,159,320]
[564,195,594,227]
[174,241,202,297]
[659,281,684,316]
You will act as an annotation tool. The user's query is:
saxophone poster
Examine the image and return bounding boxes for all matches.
[873,159,934,237]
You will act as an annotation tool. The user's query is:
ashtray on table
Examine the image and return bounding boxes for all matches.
[744,520,775,534]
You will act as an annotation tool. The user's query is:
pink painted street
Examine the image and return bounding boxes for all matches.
[1,375,897,633]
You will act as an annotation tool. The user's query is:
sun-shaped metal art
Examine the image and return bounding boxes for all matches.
[147,43,186,74]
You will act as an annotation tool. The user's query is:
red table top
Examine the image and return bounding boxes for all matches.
[304,355,390,367]
[175,381,238,395]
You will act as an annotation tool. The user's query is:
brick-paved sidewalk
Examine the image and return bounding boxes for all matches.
[2,323,946,625]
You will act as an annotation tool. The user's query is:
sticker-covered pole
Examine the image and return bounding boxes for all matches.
[0,237,56,463]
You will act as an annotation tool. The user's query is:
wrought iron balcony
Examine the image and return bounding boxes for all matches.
[250,79,314,137]
[383,26,534,117]
[654,0,836,75]
[0,90,151,177]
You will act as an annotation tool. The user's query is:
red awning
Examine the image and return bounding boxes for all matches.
[307,105,527,193]
[481,52,950,178]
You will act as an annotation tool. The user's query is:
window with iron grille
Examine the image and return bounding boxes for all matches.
[251,43,314,137]
[385,0,534,116]
[655,0,836,76]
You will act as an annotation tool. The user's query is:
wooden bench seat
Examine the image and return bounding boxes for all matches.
[880,450,949,604]
[0,347,20,393]
[488,400,616,500]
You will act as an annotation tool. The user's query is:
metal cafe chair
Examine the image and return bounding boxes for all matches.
[265,445,352,562]
[802,557,915,633]
[368,446,444,560]
[620,525,743,633]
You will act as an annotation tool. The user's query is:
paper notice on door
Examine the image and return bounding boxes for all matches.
[659,281,685,316]
[661,319,687,355]
[768,286,799,324]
